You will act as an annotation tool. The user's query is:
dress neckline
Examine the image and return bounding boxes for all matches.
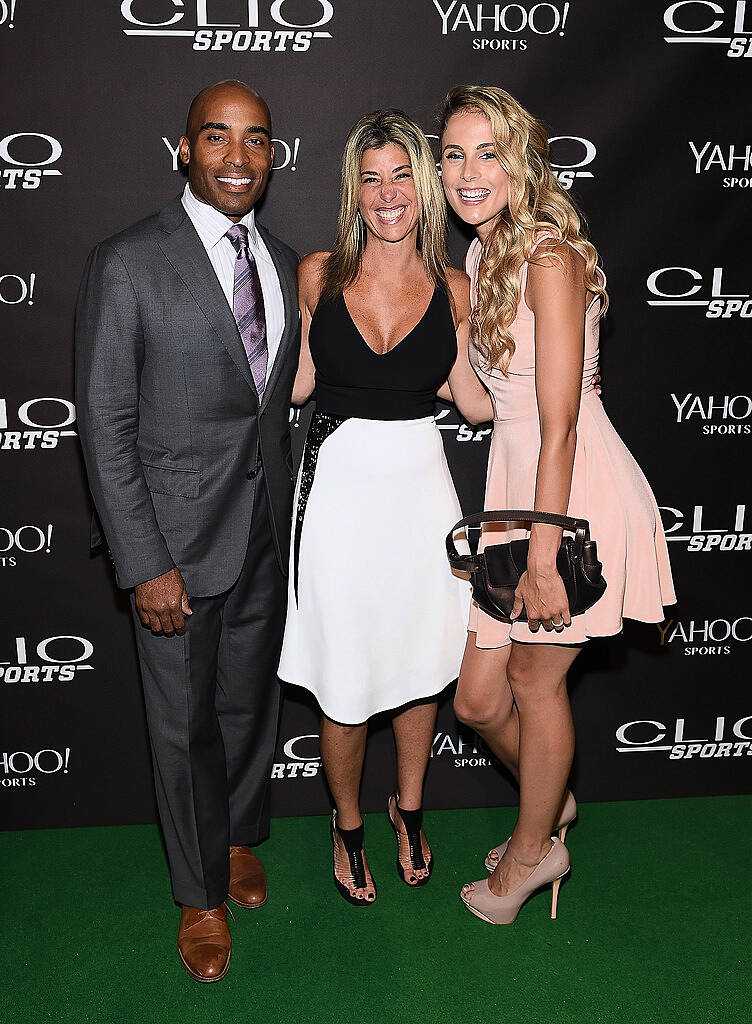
[341,288,438,357]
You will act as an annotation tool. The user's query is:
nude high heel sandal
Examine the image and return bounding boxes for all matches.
[485,790,577,872]
[462,837,570,925]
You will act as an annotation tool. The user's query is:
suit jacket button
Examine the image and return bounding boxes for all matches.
[246,469,257,480]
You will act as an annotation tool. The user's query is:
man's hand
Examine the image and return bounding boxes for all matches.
[135,568,192,636]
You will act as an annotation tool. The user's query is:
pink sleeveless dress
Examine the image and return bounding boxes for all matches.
[466,236,675,648]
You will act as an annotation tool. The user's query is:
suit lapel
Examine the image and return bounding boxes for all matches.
[258,225,299,413]
[158,207,257,398]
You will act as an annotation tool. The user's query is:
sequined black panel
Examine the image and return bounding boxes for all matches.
[294,411,347,601]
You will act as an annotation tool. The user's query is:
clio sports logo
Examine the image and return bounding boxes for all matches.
[647,266,752,318]
[663,1,752,57]
[549,136,596,190]
[121,0,334,52]
[616,715,752,759]
[0,398,77,452]
[432,1,571,51]
[436,408,493,443]
[0,132,62,190]
[0,634,94,684]
[659,504,751,553]
[270,733,321,779]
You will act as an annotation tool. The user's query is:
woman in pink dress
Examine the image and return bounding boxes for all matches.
[439,85,675,925]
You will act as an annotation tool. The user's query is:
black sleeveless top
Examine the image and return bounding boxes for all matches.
[309,287,457,420]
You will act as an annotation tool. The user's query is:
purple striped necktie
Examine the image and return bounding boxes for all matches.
[226,223,268,398]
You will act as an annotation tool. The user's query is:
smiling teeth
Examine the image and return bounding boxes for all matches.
[376,206,405,223]
[458,188,490,199]
[218,177,252,184]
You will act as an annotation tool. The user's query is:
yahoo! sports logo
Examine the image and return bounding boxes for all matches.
[0,273,36,305]
[657,616,752,655]
[647,266,752,318]
[433,1,571,51]
[0,133,62,190]
[121,0,334,52]
[432,730,496,768]
[162,135,301,171]
[670,393,751,435]
[1,747,72,788]
[0,0,17,28]
[0,524,54,568]
[0,398,77,451]
[690,141,752,188]
[664,1,752,57]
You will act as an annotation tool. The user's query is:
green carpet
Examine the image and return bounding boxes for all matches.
[1,796,749,1024]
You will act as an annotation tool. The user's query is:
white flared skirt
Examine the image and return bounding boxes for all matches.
[278,415,470,724]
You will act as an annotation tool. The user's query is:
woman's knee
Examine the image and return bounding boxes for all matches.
[506,655,567,704]
[453,688,512,731]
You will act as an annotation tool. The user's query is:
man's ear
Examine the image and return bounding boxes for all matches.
[178,135,190,168]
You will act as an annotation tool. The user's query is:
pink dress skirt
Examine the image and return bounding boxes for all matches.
[466,237,675,648]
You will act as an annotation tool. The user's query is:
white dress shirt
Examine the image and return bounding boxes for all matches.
[181,183,285,377]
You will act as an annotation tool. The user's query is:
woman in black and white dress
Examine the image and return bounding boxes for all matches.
[278,109,492,905]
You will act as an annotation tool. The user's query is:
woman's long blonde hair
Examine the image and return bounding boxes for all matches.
[439,85,608,373]
[320,109,451,306]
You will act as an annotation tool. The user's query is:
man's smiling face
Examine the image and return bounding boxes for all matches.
[179,83,274,221]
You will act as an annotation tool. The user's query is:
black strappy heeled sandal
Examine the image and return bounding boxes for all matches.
[387,792,434,888]
[330,811,376,907]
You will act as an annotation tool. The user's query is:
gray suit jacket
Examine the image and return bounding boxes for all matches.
[75,196,300,596]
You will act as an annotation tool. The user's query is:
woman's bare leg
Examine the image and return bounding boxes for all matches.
[389,699,438,883]
[488,640,581,897]
[391,699,438,809]
[320,714,375,901]
[454,634,519,778]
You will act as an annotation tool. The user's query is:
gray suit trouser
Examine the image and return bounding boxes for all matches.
[130,473,285,909]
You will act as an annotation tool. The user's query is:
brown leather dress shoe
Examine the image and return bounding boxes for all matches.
[177,903,231,983]
[228,845,268,908]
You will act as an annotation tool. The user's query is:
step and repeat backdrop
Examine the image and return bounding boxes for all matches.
[1,1,750,829]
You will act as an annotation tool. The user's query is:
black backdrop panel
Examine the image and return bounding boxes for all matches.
[1,2,750,828]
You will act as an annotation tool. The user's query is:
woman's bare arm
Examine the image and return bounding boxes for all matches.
[511,243,587,629]
[291,252,328,406]
[437,268,493,423]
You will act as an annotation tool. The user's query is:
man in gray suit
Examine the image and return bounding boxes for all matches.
[75,81,300,982]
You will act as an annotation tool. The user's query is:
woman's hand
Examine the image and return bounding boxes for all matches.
[510,567,571,633]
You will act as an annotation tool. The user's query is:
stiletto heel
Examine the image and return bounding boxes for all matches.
[485,789,577,872]
[387,792,433,887]
[551,874,563,919]
[461,837,570,925]
[330,811,377,907]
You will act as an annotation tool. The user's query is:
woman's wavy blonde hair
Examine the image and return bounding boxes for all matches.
[439,85,608,373]
[320,109,452,306]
